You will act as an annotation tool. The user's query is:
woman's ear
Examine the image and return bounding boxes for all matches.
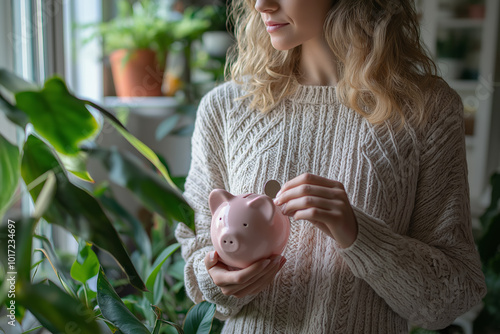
[209,189,235,215]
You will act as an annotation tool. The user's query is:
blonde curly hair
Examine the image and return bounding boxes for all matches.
[226,0,440,126]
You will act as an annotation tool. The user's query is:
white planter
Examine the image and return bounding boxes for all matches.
[437,58,465,80]
[202,31,234,58]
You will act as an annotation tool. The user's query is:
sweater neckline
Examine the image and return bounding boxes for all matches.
[289,84,338,105]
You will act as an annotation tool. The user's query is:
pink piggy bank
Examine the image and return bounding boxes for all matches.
[209,189,290,269]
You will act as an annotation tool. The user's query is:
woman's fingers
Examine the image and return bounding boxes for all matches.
[239,257,287,297]
[234,256,282,289]
[275,184,332,204]
[210,257,271,287]
[279,173,342,194]
[204,250,219,270]
[275,183,347,207]
[205,252,282,284]
[218,256,282,295]
[226,256,286,298]
[280,196,345,216]
[274,173,358,248]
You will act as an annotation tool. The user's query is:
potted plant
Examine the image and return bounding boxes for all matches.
[0,69,222,333]
[473,173,500,333]
[436,30,468,80]
[467,0,485,19]
[88,0,177,97]
[196,5,233,58]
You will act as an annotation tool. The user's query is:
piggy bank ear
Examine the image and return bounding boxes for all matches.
[209,189,235,215]
[248,196,275,223]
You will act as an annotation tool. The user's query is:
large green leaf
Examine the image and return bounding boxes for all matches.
[89,147,194,230]
[183,301,216,334]
[0,217,36,285]
[156,114,181,141]
[0,261,7,306]
[145,243,180,304]
[21,135,146,290]
[34,234,78,298]
[32,171,57,221]
[97,267,150,334]
[0,134,20,219]
[486,173,500,213]
[0,69,31,130]
[71,242,100,284]
[151,305,184,334]
[58,150,95,182]
[0,217,35,325]
[15,77,99,155]
[85,102,183,192]
[85,101,195,229]
[96,190,152,261]
[16,281,102,334]
[478,173,500,264]
[0,92,29,127]
[17,218,37,281]
[479,212,500,265]
[0,69,38,94]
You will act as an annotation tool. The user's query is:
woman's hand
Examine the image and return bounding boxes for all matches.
[204,251,286,299]
[273,173,358,248]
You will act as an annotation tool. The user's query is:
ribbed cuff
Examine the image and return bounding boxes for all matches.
[337,206,400,279]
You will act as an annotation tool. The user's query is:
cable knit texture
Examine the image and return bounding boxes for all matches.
[175,80,486,333]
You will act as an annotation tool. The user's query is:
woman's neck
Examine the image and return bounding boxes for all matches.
[298,38,339,87]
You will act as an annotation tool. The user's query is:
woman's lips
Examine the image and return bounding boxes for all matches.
[265,22,289,33]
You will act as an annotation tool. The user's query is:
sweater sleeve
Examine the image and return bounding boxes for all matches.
[174,91,257,320]
[337,89,486,330]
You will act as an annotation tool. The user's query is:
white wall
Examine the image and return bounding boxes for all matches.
[0,0,17,145]
[0,1,13,70]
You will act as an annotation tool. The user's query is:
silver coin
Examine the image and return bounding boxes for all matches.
[263,180,281,199]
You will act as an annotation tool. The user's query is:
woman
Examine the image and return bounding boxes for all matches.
[175,0,487,332]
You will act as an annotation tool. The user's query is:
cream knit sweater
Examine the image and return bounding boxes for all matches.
[175,80,486,333]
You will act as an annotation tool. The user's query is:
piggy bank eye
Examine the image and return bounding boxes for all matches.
[243,223,248,227]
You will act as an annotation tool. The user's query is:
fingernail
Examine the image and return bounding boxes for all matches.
[263,259,271,267]
[273,256,281,265]
[280,203,287,214]
[210,251,215,261]
[273,197,280,205]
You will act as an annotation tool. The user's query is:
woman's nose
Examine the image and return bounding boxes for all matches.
[255,0,279,13]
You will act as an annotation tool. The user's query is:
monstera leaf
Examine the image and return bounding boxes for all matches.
[21,135,146,290]
[15,77,99,155]
[0,134,20,219]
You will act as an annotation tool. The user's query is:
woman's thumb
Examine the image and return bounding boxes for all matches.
[205,250,218,269]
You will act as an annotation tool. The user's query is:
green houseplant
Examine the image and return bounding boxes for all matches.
[86,0,178,97]
[474,172,500,333]
[0,69,221,333]
[86,0,212,98]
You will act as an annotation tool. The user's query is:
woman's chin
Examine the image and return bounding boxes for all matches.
[270,39,296,51]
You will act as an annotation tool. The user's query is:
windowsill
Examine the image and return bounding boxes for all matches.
[103,96,179,117]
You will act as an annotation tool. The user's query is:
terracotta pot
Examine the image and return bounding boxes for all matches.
[464,114,475,136]
[468,4,485,19]
[109,49,166,97]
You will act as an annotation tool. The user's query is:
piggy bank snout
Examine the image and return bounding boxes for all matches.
[220,233,239,253]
